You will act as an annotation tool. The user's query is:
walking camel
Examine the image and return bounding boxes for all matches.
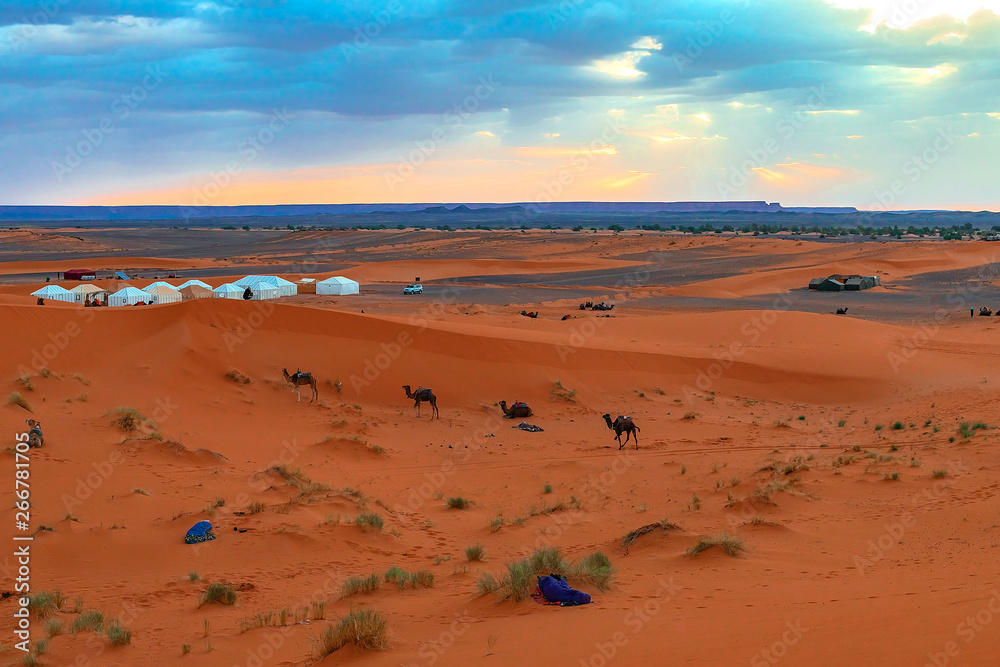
[602,413,639,450]
[403,385,439,419]
[282,368,318,402]
[499,400,533,419]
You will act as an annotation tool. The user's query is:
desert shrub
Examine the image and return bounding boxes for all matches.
[355,513,384,531]
[446,497,470,510]
[246,500,266,515]
[8,392,32,411]
[28,591,65,618]
[315,610,389,656]
[225,369,252,385]
[341,574,380,598]
[200,583,237,606]
[72,610,104,633]
[107,620,132,645]
[686,533,746,558]
[111,407,152,433]
[465,544,485,561]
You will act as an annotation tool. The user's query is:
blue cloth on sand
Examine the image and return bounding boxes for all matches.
[185,520,215,544]
[537,575,591,606]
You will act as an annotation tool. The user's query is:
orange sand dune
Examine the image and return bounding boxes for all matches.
[0,257,225,275]
[665,240,1000,298]
[3,278,1000,667]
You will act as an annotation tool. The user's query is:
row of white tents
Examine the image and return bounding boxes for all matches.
[32,275,360,306]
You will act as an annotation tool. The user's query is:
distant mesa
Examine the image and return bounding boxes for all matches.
[0,201,860,221]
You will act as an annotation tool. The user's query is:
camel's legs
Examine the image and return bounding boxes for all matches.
[296,385,300,402]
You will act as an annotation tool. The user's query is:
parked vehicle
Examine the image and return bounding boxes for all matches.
[403,284,423,294]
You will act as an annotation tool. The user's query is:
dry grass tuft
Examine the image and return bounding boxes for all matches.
[686,533,747,558]
[225,369,253,385]
[618,519,681,554]
[315,610,390,656]
[8,392,32,411]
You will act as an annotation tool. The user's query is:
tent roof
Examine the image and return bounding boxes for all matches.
[145,285,179,295]
[214,283,244,293]
[318,276,358,285]
[180,284,213,295]
[179,279,212,289]
[110,286,149,297]
[31,285,73,296]
[70,284,107,294]
[264,276,296,286]
[297,278,315,284]
[143,281,178,291]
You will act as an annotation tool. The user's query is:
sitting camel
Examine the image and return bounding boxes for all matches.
[403,385,439,419]
[282,368,318,402]
[25,419,43,448]
[499,400,533,419]
[602,413,639,450]
[836,307,849,315]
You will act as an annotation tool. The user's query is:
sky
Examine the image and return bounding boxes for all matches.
[1,0,998,210]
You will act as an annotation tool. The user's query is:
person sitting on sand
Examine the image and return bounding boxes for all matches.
[243,287,253,300]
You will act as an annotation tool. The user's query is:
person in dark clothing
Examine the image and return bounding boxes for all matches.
[37,297,44,305]
[243,287,253,300]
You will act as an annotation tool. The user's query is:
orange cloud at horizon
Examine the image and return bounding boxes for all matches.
[79,155,657,207]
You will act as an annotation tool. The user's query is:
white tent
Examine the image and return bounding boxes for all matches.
[142,281,178,292]
[235,275,296,297]
[263,276,298,297]
[214,283,244,299]
[108,286,151,307]
[235,275,267,287]
[70,284,108,302]
[31,285,75,303]
[316,276,360,295]
[247,284,279,300]
[144,284,182,304]
[178,279,213,290]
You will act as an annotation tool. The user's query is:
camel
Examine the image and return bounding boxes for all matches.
[602,413,639,450]
[25,419,43,448]
[499,400,533,419]
[403,385,439,419]
[282,368,318,402]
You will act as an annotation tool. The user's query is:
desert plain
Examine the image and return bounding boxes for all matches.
[3,227,1000,666]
